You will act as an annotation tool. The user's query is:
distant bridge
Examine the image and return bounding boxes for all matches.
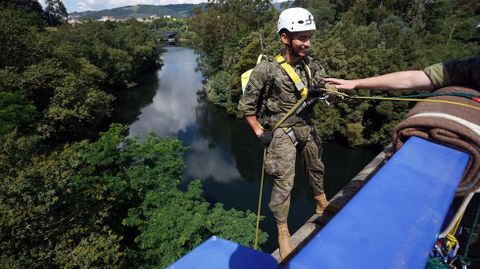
[159,31,177,41]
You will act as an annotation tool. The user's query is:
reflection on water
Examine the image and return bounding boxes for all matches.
[127,46,202,137]
[114,46,380,252]
[185,138,242,183]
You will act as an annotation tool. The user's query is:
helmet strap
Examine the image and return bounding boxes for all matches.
[281,31,304,64]
[286,33,301,60]
[287,42,300,58]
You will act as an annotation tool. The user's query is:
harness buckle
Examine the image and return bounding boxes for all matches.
[283,127,298,146]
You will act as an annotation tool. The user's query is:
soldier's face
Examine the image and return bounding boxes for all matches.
[283,30,314,58]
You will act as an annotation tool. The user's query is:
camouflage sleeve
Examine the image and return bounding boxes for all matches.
[238,60,272,116]
[424,56,480,88]
[309,58,327,85]
[423,62,449,88]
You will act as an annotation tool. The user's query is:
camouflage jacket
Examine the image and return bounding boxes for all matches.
[238,54,327,128]
[423,56,480,90]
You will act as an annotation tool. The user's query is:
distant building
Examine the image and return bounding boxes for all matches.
[99,16,116,22]
[138,15,163,23]
[67,15,81,24]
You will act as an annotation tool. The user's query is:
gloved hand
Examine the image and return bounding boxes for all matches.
[309,82,326,97]
[324,84,341,105]
[258,130,272,147]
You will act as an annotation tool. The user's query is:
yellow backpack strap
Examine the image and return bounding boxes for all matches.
[275,54,308,97]
[241,54,266,93]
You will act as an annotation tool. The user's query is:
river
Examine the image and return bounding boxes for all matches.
[114,46,379,253]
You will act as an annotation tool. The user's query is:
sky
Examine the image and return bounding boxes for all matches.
[40,0,284,13]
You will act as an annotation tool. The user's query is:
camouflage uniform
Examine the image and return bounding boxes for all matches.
[238,54,327,224]
[423,56,480,90]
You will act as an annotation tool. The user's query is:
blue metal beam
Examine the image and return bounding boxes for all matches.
[167,236,279,269]
[285,137,469,269]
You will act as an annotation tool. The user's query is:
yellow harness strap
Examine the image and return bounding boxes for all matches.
[274,54,310,98]
[271,55,311,130]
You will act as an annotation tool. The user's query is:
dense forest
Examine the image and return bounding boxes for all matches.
[191,0,479,146]
[0,1,266,268]
[1,0,479,267]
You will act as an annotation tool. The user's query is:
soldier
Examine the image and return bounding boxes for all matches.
[324,56,480,91]
[238,8,329,259]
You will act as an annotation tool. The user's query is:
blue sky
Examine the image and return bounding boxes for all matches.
[41,0,284,13]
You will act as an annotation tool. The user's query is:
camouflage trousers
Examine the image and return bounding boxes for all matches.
[265,125,325,224]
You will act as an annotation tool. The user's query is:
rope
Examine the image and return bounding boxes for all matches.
[439,193,475,239]
[253,148,267,250]
[395,92,480,100]
[252,96,307,249]
[320,88,480,111]
[252,94,308,249]
[463,194,480,260]
[444,210,464,255]
[353,96,480,111]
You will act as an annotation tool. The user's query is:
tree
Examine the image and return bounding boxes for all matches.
[44,0,67,26]
[1,0,44,16]
[0,125,267,268]
[0,5,44,70]
[0,91,37,136]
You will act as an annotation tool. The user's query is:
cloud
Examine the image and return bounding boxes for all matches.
[185,139,242,183]
[127,52,201,137]
[77,0,206,11]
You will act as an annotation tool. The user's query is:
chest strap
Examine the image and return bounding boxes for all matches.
[274,54,311,98]
[271,55,311,130]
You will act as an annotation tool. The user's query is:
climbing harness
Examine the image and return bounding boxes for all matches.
[284,127,298,146]
[274,54,310,98]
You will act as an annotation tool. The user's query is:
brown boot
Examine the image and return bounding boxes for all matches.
[277,223,294,260]
[314,193,329,215]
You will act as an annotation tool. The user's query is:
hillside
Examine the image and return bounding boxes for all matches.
[69,4,205,20]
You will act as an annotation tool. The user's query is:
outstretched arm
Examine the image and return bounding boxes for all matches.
[324,70,434,91]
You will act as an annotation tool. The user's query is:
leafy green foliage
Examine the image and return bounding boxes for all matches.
[189,0,275,69]
[0,4,45,70]
[0,124,267,268]
[193,0,479,146]
[0,3,268,268]
[0,5,158,142]
[0,91,37,136]
[124,178,265,268]
[44,0,68,26]
[38,74,114,140]
[205,70,232,108]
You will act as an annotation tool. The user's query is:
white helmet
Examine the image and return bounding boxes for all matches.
[277,7,316,34]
